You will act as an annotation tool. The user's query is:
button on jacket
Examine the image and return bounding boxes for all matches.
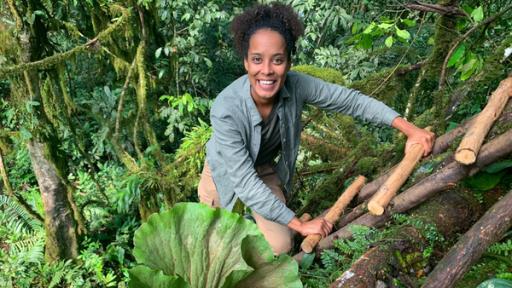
[205,71,400,225]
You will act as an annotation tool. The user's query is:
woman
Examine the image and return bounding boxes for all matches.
[198,2,434,255]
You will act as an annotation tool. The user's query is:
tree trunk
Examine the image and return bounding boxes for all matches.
[422,189,512,288]
[294,128,512,261]
[27,140,78,261]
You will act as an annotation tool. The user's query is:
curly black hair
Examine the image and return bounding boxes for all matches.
[231,2,304,59]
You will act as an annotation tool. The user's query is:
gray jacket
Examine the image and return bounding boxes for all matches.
[205,71,399,225]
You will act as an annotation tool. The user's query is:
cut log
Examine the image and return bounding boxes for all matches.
[357,100,512,203]
[294,128,512,262]
[422,189,512,288]
[368,141,425,216]
[332,188,480,288]
[455,77,512,165]
[301,176,366,253]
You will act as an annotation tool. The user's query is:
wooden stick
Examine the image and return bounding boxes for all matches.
[367,127,429,216]
[300,175,366,253]
[455,77,512,165]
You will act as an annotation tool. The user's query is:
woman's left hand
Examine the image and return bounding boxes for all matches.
[405,127,435,156]
[391,117,435,157]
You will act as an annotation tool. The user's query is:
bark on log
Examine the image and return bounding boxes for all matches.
[422,189,512,288]
[301,176,365,253]
[368,143,424,216]
[455,77,512,165]
[294,129,512,262]
[27,141,78,261]
[332,189,479,288]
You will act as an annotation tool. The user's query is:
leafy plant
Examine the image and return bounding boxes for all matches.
[129,202,302,288]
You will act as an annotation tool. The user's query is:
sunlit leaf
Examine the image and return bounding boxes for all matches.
[378,23,393,29]
[385,36,394,48]
[447,44,466,67]
[471,6,484,22]
[401,19,416,27]
[395,27,410,40]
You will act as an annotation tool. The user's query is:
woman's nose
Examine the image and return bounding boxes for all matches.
[262,61,274,75]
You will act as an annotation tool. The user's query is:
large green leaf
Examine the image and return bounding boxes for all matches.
[128,266,189,288]
[130,203,302,288]
[477,278,512,288]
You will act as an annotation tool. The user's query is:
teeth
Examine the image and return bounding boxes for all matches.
[259,80,274,85]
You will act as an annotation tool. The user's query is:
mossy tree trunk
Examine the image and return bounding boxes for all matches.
[27,141,78,261]
[6,0,81,261]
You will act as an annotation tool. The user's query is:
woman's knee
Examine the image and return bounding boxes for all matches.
[268,235,293,255]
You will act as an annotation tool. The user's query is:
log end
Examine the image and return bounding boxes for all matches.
[455,148,477,165]
[367,201,384,216]
[300,241,314,254]
[300,234,322,254]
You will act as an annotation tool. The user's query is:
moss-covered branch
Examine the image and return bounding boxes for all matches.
[0,5,130,77]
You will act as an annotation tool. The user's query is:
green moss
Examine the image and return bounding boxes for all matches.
[291,65,346,85]
[354,156,379,176]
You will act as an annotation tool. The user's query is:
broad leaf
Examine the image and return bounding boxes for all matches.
[484,160,512,174]
[129,266,189,288]
[471,6,484,22]
[130,203,302,288]
[385,36,394,48]
[477,278,512,288]
[447,44,466,67]
[465,171,505,191]
[395,27,410,40]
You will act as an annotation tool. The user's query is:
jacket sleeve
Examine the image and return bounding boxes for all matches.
[209,106,296,225]
[296,72,400,125]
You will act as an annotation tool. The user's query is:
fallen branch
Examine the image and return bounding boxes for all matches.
[332,189,478,287]
[368,127,428,215]
[294,128,512,261]
[455,77,512,164]
[422,189,512,288]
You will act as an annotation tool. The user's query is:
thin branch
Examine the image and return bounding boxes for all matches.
[369,12,426,96]
[438,4,512,91]
[404,1,466,16]
[114,58,137,139]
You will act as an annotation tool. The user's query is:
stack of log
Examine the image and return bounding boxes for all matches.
[296,76,512,287]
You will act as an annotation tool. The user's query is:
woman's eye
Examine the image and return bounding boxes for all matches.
[273,58,284,64]
[252,57,262,63]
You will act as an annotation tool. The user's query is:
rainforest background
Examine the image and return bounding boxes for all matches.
[1,0,512,287]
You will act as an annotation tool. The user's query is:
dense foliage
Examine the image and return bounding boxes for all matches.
[1,0,511,287]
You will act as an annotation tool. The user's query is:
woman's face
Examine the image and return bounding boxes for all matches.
[244,29,290,105]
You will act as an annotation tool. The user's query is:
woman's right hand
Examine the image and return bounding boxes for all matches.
[288,217,333,237]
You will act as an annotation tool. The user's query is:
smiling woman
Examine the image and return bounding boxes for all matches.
[198,2,435,255]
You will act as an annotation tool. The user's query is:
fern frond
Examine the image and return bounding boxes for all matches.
[0,195,42,234]
[9,233,44,264]
[488,239,512,256]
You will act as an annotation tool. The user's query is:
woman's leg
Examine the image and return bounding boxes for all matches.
[252,165,294,255]
[197,162,293,254]
[197,162,220,208]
